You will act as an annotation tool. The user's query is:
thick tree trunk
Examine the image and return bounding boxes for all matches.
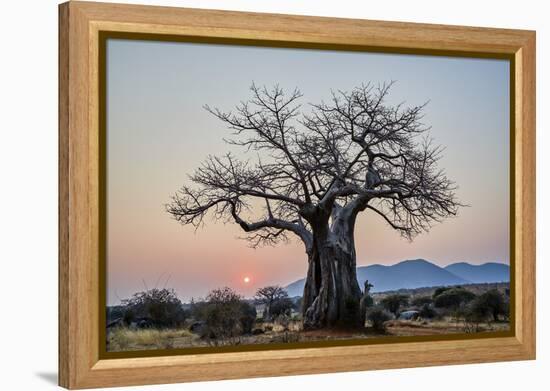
[301,211,362,329]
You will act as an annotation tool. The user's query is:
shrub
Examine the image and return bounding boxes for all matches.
[254,285,289,321]
[123,308,136,325]
[367,308,391,332]
[380,294,409,317]
[411,296,433,307]
[468,289,507,322]
[433,286,453,299]
[270,297,294,318]
[121,288,186,328]
[107,305,125,322]
[361,294,374,308]
[275,314,291,331]
[239,301,257,334]
[433,288,476,310]
[291,313,302,322]
[360,294,374,327]
[418,303,437,319]
[192,287,258,344]
[201,287,244,342]
[293,297,303,312]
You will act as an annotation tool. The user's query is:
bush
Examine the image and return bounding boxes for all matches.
[254,285,289,321]
[367,308,391,332]
[192,287,257,344]
[468,289,507,322]
[200,287,244,343]
[239,301,257,334]
[121,288,186,328]
[275,314,291,331]
[380,294,409,317]
[418,303,437,319]
[361,294,374,308]
[293,297,303,312]
[123,308,136,325]
[107,305,125,322]
[270,297,294,318]
[433,286,453,299]
[433,288,476,310]
[411,296,433,307]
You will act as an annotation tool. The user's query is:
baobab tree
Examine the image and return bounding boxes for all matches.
[167,82,460,330]
[254,285,289,321]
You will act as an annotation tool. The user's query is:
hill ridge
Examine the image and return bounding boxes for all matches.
[285,259,509,297]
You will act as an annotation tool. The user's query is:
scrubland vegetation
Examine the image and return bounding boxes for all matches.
[107,282,510,352]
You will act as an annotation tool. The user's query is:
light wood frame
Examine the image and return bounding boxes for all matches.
[59,1,536,389]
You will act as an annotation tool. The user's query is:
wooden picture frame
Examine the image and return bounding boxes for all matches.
[59,1,536,389]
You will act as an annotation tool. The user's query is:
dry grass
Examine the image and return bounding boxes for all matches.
[385,318,511,336]
[107,318,511,352]
[108,328,195,351]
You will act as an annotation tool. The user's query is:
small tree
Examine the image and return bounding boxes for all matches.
[380,294,409,318]
[107,305,125,322]
[468,289,507,322]
[367,308,391,332]
[293,297,303,313]
[200,287,246,344]
[419,304,437,319]
[270,297,294,318]
[254,286,289,321]
[359,280,375,326]
[121,288,186,327]
[432,286,452,299]
[433,288,476,311]
[411,296,433,307]
[239,301,257,334]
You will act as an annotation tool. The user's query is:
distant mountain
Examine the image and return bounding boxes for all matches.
[285,278,308,298]
[355,259,470,292]
[444,262,510,283]
[284,259,509,297]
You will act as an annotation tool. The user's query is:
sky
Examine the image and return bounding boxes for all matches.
[106,39,510,304]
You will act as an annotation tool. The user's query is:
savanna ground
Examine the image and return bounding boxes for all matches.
[108,317,510,352]
[107,283,510,352]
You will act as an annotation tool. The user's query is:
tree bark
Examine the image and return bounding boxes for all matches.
[301,210,362,329]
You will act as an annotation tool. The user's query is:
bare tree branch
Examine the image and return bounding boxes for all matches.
[167,82,461,247]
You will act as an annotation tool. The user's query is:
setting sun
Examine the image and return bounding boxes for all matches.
[243,276,250,284]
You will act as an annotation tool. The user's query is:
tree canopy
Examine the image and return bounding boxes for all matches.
[167,82,460,251]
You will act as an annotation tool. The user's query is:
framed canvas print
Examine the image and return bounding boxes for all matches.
[58,1,536,389]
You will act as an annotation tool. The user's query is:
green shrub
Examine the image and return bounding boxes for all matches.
[192,287,258,344]
[239,301,257,334]
[433,288,476,310]
[418,304,437,319]
[433,286,453,299]
[293,297,303,312]
[367,308,391,332]
[254,285,289,321]
[380,294,409,317]
[121,288,186,327]
[201,287,244,342]
[411,296,433,307]
[270,297,294,318]
[468,289,507,322]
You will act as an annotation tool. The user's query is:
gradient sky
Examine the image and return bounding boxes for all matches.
[106,39,510,304]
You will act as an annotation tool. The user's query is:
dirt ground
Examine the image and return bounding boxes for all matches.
[107,319,510,352]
